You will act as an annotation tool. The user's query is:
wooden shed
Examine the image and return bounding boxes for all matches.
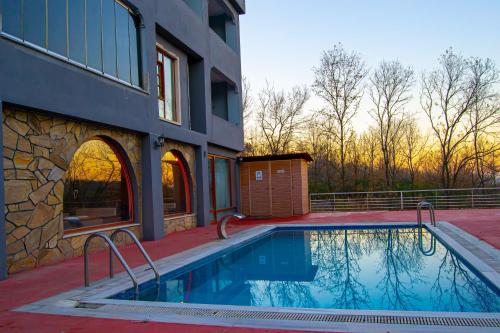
[238,153,312,218]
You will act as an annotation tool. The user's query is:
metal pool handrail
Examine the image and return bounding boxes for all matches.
[417,201,436,227]
[217,213,245,239]
[110,228,160,283]
[83,232,139,294]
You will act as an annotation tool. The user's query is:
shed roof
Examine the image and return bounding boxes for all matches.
[239,153,313,162]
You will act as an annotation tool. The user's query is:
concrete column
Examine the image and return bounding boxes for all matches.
[0,101,7,280]
[141,134,165,240]
[195,144,210,226]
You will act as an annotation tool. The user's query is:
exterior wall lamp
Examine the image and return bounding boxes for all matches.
[155,135,166,148]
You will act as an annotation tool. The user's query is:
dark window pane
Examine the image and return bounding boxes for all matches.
[102,0,117,76]
[115,3,130,82]
[86,0,103,71]
[1,0,23,38]
[47,0,67,56]
[68,0,86,63]
[23,0,46,47]
[129,15,140,86]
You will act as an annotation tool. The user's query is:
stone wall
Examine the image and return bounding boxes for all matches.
[3,105,142,273]
[163,214,197,234]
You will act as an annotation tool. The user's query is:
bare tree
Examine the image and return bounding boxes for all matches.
[369,60,415,188]
[401,117,428,187]
[421,49,499,188]
[256,83,309,155]
[242,76,253,123]
[313,43,368,190]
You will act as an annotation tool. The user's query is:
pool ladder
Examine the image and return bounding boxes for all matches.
[416,201,436,227]
[416,201,437,256]
[83,228,160,295]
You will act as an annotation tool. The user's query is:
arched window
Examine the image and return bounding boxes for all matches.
[63,138,133,232]
[162,151,191,216]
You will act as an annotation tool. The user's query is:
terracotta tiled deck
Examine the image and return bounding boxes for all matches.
[0,209,499,332]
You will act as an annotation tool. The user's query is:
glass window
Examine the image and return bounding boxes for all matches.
[115,3,131,82]
[215,158,231,209]
[1,0,23,39]
[23,0,46,47]
[1,0,141,87]
[208,156,232,221]
[157,49,179,122]
[162,152,189,216]
[129,15,140,86]
[163,56,175,121]
[157,57,166,118]
[47,0,67,56]
[86,0,103,71]
[68,0,86,63]
[102,0,117,77]
[63,139,132,232]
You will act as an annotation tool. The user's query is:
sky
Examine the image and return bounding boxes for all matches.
[239,0,500,131]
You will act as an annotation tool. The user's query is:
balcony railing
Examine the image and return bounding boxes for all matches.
[310,187,500,212]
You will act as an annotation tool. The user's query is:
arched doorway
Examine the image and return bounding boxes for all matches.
[161,151,191,217]
[63,137,134,232]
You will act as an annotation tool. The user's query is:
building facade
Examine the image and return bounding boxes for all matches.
[0,0,245,278]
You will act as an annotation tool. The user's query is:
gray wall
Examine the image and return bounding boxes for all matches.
[0,0,245,278]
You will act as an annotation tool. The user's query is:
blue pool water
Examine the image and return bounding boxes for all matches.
[111,226,500,312]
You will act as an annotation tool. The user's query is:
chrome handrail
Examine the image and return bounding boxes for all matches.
[83,232,139,294]
[110,229,160,283]
[217,213,245,239]
[417,201,436,227]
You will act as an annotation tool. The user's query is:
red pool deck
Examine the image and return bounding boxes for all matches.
[0,209,499,332]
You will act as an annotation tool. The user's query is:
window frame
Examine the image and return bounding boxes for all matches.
[208,154,234,222]
[63,136,135,236]
[156,44,181,125]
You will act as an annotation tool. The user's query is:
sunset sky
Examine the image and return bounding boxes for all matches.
[240,0,500,130]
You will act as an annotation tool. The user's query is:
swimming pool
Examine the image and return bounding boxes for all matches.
[111,225,499,313]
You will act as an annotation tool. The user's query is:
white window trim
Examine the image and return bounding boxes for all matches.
[156,43,182,126]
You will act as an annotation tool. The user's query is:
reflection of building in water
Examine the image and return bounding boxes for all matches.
[161,231,317,305]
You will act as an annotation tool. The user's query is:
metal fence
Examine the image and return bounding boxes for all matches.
[310,187,500,212]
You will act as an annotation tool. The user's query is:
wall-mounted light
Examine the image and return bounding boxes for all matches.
[155,135,166,148]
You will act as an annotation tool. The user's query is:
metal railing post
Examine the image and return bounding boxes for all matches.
[471,188,475,208]
[400,191,404,210]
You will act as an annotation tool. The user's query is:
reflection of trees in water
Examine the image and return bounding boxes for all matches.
[243,228,498,311]
[249,280,318,308]
[310,229,369,309]
[377,228,424,310]
[431,249,499,312]
[309,228,425,310]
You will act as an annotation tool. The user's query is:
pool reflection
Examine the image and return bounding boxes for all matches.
[113,228,499,312]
